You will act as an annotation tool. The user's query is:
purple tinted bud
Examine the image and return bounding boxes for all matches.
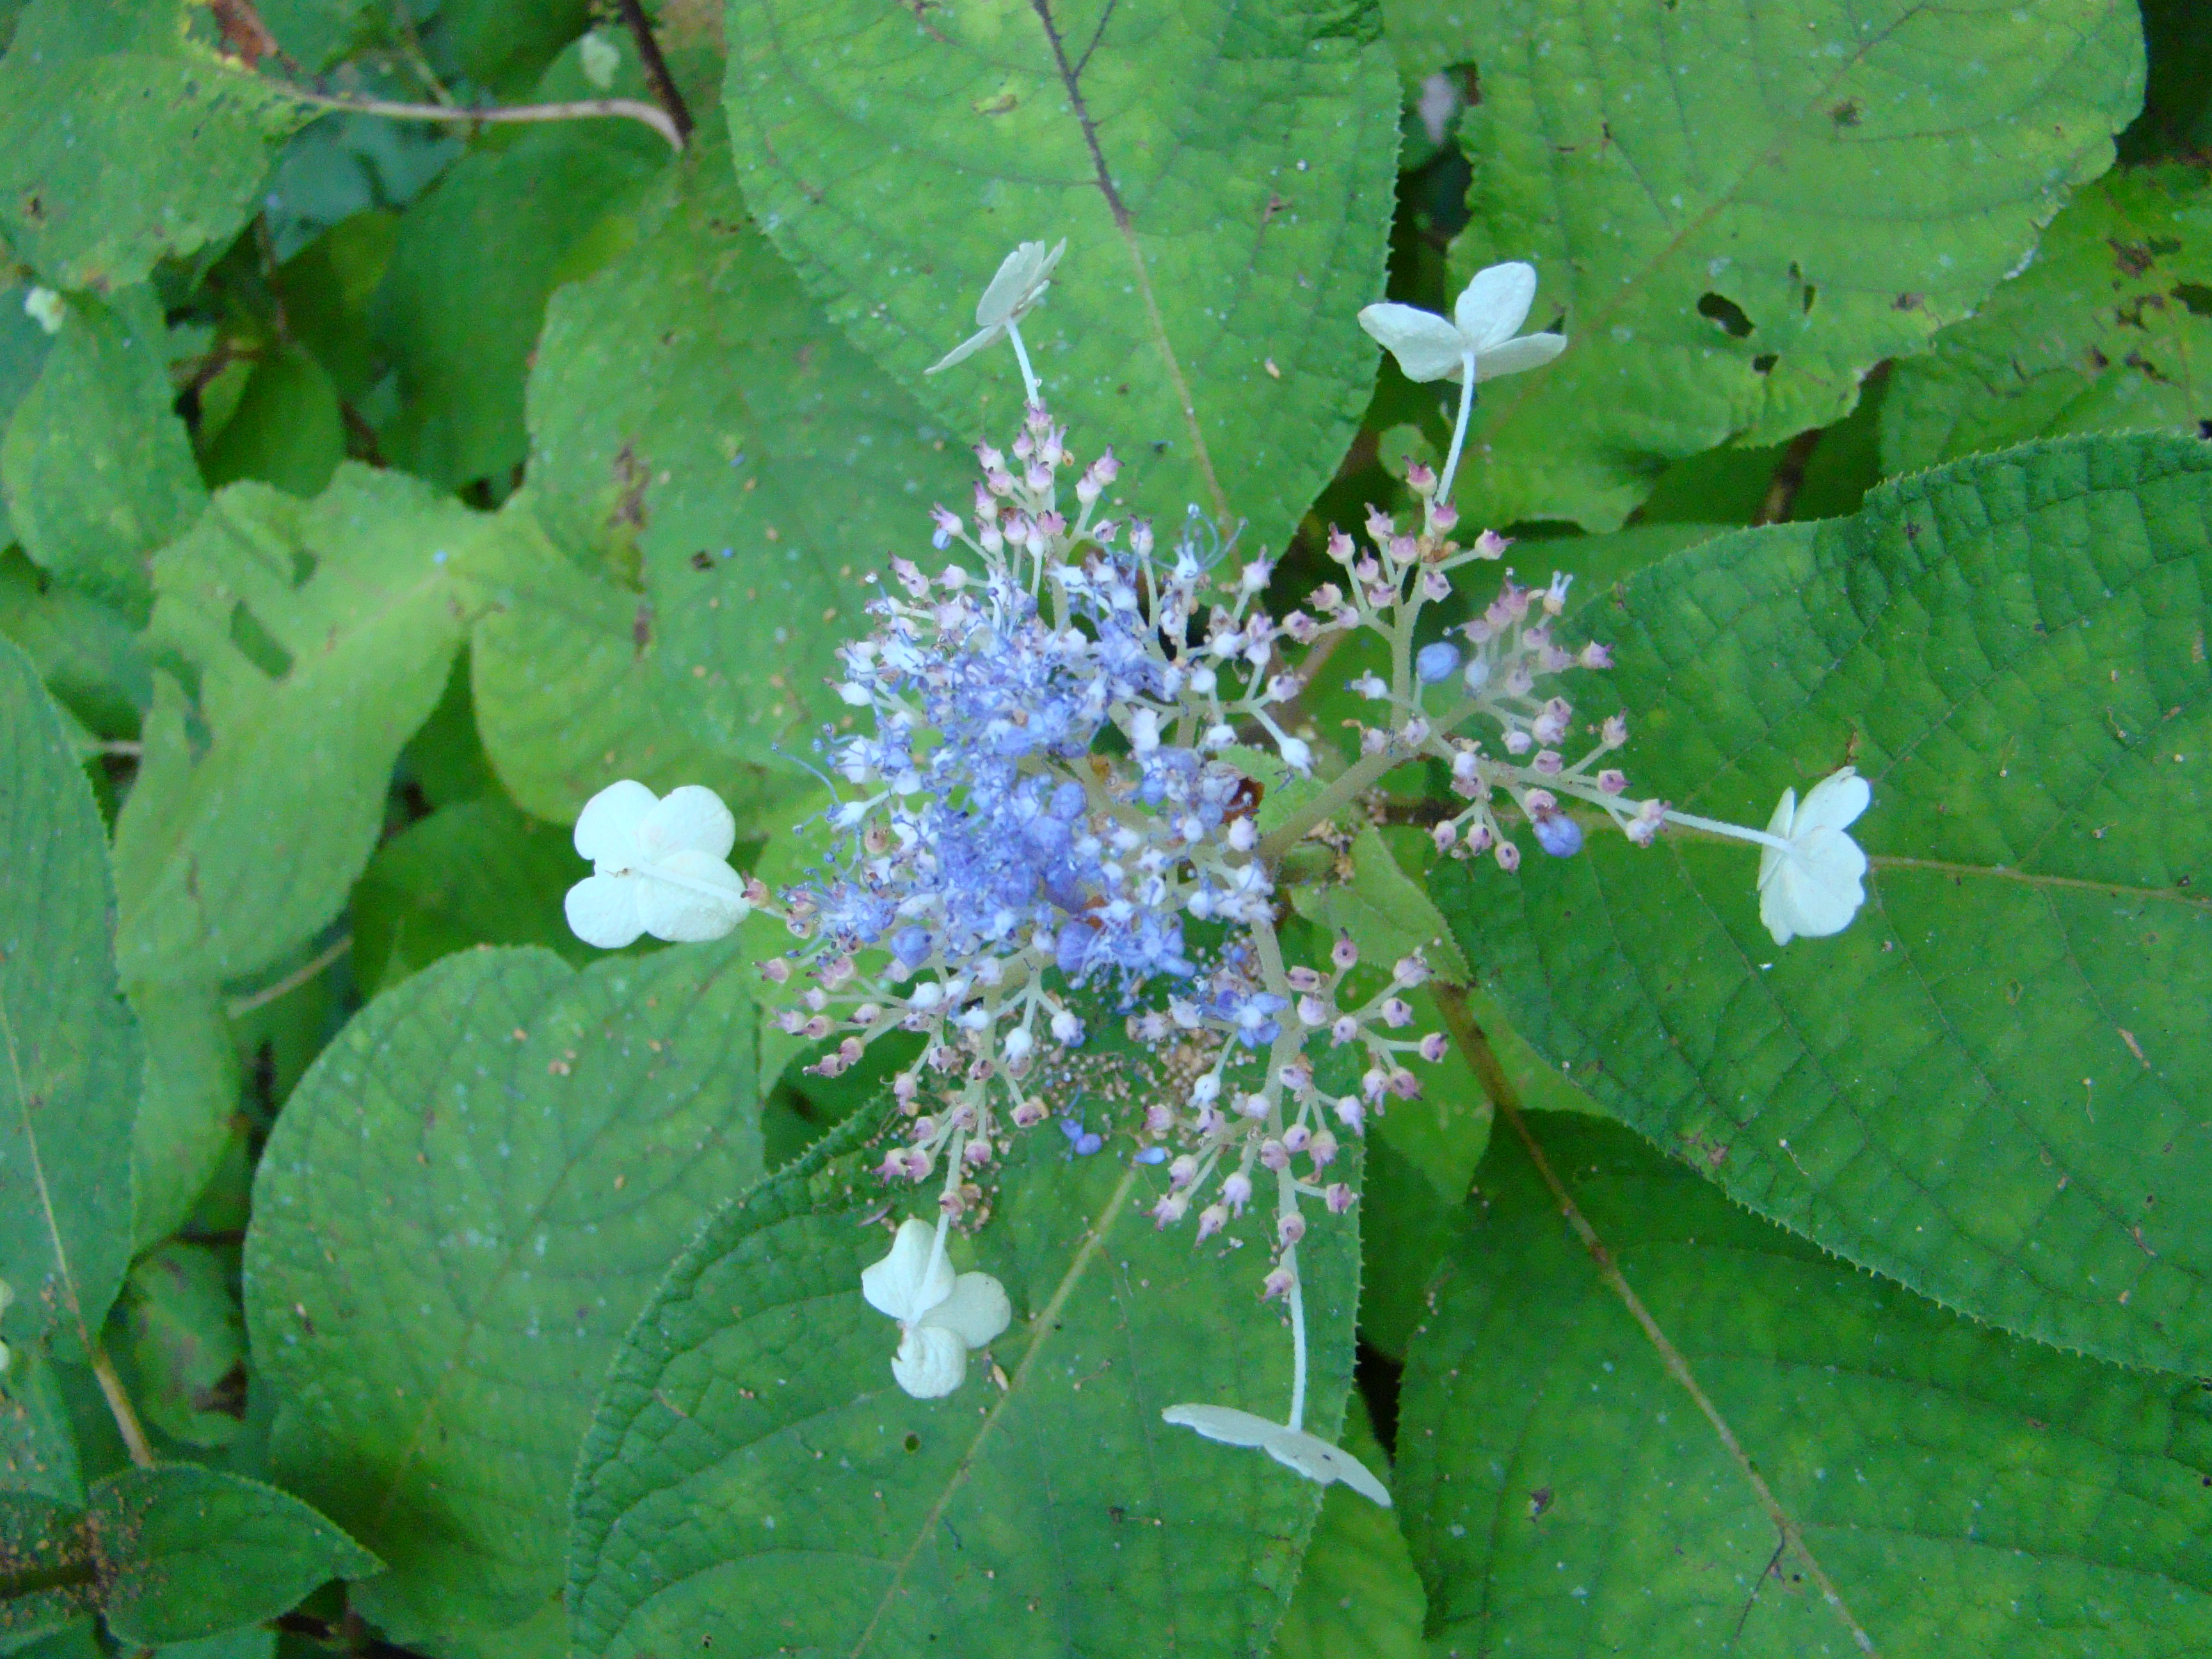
[1135,1144,1167,1165]
[1325,1182,1355,1214]
[1416,641,1463,683]
[890,926,933,968]
[1533,813,1585,858]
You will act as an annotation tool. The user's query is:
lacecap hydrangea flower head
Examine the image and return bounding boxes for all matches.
[561,247,1872,1507]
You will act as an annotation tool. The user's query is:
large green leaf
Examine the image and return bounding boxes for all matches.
[0,638,138,1356]
[468,501,801,826]
[1,289,206,622]
[373,50,668,487]
[526,140,972,765]
[244,940,764,1644]
[0,0,303,289]
[0,1468,376,1647]
[0,551,150,741]
[1882,165,2212,474]
[127,982,240,1251]
[1399,1112,2212,1655]
[1433,432,2212,1374]
[1386,0,2144,529]
[89,1466,379,1645]
[569,1045,1363,1659]
[1272,1397,1423,1659]
[115,1242,246,1450]
[719,0,1400,561]
[110,466,497,984]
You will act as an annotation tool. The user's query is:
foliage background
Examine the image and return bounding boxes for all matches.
[0,0,2206,1655]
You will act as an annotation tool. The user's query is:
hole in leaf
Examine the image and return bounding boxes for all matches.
[289,545,317,587]
[903,1432,921,1452]
[2174,282,2212,317]
[228,602,294,680]
[1802,283,1818,315]
[1696,292,1754,337]
[1752,352,1779,374]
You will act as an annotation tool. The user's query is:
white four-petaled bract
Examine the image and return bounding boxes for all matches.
[563,779,750,949]
[1358,261,1566,385]
[1757,767,1872,945]
[862,1217,1013,1399]
[1162,1402,1392,1507]
[927,239,1069,376]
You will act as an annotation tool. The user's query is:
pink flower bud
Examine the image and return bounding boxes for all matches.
[1599,768,1628,794]
[1430,500,1459,533]
[1496,839,1522,872]
[1259,1138,1289,1171]
[1433,819,1459,853]
[1222,1172,1254,1212]
[1331,1014,1359,1045]
[1475,529,1511,559]
[1390,1068,1420,1099]
[760,958,792,984]
[1283,1124,1311,1153]
[1326,526,1354,563]
[1580,641,1613,669]
[964,1137,993,1166]
[1261,1265,1295,1301]
[1603,714,1629,748]
[1278,1212,1307,1246]
[1012,1097,1046,1128]
[1331,936,1359,972]
[1308,1130,1339,1167]
[1406,461,1436,494]
[1325,1183,1355,1214]
[1419,1031,1449,1062]
[1298,995,1329,1027]
[1151,1192,1189,1228]
[1196,1203,1230,1242]
[1145,1103,1174,1135]
[1380,998,1413,1029]
[1334,1098,1366,1135]
[1169,1154,1199,1189]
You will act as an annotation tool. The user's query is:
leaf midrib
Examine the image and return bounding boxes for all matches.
[849,1160,1144,1658]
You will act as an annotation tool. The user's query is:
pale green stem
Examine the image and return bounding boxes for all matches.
[1436,351,1478,504]
[1659,808,1791,853]
[1283,1237,1308,1432]
[1255,692,1480,862]
[1006,319,1043,405]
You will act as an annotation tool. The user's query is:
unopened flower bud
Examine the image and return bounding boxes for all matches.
[1222,1172,1253,1212]
[1262,1265,1295,1301]
[1406,460,1436,495]
[1278,1212,1307,1246]
[1151,1192,1190,1228]
[1379,997,1413,1028]
[1258,1138,1289,1171]
[1325,1182,1355,1214]
[1237,1091,1270,1121]
[1418,1031,1449,1062]
[1331,1014,1359,1045]
[1145,1103,1174,1135]
[1416,641,1462,683]
[1308,1130,1340,1167]
[1475,529,1511,559]
[760,958,792,984]
[1334,1097,1366,1135]
[1534,812,1584,858]
[1169,1154,1199,1189]
[1196,1203,1230,1241]
[1297,995,1329,1027]
[1432,819,1459,853]
[1331,936,1359,972]
[1283,1124,1311,1153]
[1012,1097,1047,1128]
[1431,500,1459,533]
[1326,526,1354,563]
[1496,838,1522,871]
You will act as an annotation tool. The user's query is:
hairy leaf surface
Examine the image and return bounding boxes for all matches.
[1387,0,2144,528]
[1399,1114,2212,1655]
[719,0,1400,561]
[1434,433,2212,1372]
[245,941,762,1643]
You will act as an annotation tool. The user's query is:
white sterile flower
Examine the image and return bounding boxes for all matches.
[578,30,620,88]
[1358,261,1566,385]
[927,239,1069,375]
[1758,767,1872,946]
[563,780,751,949]
[862,1217,1012,1399]
[1162,1403,1391,1507]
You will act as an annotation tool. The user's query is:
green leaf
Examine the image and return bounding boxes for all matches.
[0,637,139,1355]
[110,466,495,984]
[1399,1112,2212,1655]
[115,1243,244,1450]
[1391,0,2144,529]
[373,76,667,487]
[200,345,347,501]
[569,1055,1363,1659]
[127,983,240,1251]
[0,1349,88,1503]
[244,940,763,1643]
[718,0,1401,562]
[0,0,303,289]
[350,794,596,997]
[0,1491,97,1644]
[89,1465,379,1645]
[527,141,971,766]
[1290,826,1470,981]
[467,499,799,826]
[0,550,150,741]
[1272,1394,1424,1659]
[1433,432,2212,1373]
[0,282,55,549]
[253,0,382,74]
[1,289,207,622]
[1882,166,2212,475]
